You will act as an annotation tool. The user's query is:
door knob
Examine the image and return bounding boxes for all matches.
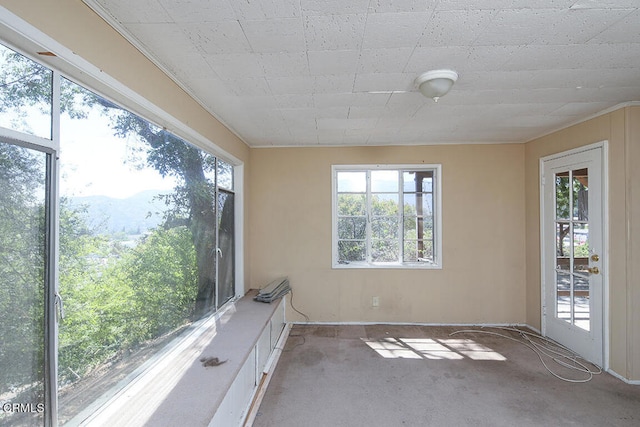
[588,266,600,275]
[591,254,599,262]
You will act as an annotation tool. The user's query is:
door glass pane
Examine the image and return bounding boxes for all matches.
[0,142,48,426]
[0,43,52,139]
[556,271,571,323]
[573,168,588,221]
[573,223,589,275]
[217,190,235,308]
[555,172,570,220]
[574,275,590,331]
[556,222,571,272]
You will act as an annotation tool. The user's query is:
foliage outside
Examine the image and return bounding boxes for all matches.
[1,43,234,424]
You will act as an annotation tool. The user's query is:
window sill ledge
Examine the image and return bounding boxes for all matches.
[332,262,442,270]
[72,290,285,427]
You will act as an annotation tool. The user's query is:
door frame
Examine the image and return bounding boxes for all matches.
[539,140,609,369]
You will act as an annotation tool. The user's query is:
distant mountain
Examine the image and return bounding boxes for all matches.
[67,190,169,235]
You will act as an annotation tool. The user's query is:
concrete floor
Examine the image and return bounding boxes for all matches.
[253,325,640,427]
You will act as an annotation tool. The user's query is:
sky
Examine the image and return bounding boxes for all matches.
[59,108,176,199]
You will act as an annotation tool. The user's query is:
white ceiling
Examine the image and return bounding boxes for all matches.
[84,0,640,147]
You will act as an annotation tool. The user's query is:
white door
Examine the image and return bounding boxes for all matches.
[541,145,605,367]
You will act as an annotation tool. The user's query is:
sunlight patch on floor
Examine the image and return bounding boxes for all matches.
[361,338,506,361]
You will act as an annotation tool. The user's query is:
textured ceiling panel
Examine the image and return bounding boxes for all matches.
[87,0,640,147]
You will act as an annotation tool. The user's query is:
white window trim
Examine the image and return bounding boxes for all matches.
[332,164,443,269]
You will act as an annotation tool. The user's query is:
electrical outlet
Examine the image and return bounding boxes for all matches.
[372,296,379,307]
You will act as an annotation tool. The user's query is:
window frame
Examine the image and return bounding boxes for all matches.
[0,16,245,425]
[332,164,443,269]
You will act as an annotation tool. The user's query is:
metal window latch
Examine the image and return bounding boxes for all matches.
[55,292,65,320]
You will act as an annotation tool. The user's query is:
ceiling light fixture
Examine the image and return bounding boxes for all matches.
[415,69,458,102]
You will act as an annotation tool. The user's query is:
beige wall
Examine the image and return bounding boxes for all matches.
[249,145,526,324]
[525,106,640,381]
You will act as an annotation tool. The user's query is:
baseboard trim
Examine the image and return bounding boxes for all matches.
[607,368,640,385]
[290,321,534,329]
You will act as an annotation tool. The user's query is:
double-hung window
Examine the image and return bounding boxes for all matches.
[332,165,442,269]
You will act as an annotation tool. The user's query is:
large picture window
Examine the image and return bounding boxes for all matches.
[332,165,442,269]
[1,40,238,426]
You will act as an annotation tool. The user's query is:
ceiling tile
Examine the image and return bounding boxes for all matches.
[181,21,252,54]
[551,102,617,116]
[313,92,391,108]
[205,53,265,79]
[368,0,437,13]
[308,50,360,75]
[473,9,566,46]
[303,14,367,50]
[353,73,417,92]
[273,94,315,108]
[230,0,301,20]
[241,18,306,53]
[435,0,576,11]
[163,52,215,80]
[404,46,470,73]
[570,0,640,9]
[258,52,310,77]
[312,75,357,93]
[361,12,431,49]
[503,43,640,71]
[158,0,236,22]
[301,0,370,15]
[534,8,635,45]
[317,117,379,130]
[419,9,497,47]
[588,9,640,43]
[224,77,272,96]
[267,74,355,95]
[125,23,199,55]
[357,48,414,73]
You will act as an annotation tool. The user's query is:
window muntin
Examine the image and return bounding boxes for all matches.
[334,165,441,268]
[0,42,53,140]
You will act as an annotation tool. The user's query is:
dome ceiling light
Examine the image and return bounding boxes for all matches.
[415,69,458,102]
